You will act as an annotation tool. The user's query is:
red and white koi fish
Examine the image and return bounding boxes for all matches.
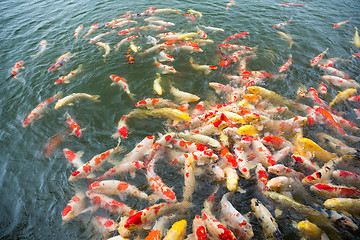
[268,164,305,180]
[74,25,83,39]
[310,48,328,67]
[354,109,360,119]
[86,191,136,215]
[183,154,196,202]
[118,26,147,36]
[333,18,351,28]
[292,154,319,173]
[305,88,331,111]
[332,170,360,187]
[154,58,176,74]
[135,98,179,109]
[224,32,249,42]
[82,23,99,38]
[317,82,328,94]
[54,64,83,85]
[232,144,251,179]
[219,43,255,52]
[172,139,211,153]
[62,191,87,221]
[147,158,177,202]
[32,40,48,58]
[348,95,360,102]
[279,54,292,72]
[158,50,174,62]
[92,216,117,236]
[115,35,138,51]
[48,52,76,72]
[10,61,24,80]
[69,146,122,181]
[221,193,254,239]
[144,133,175,164]
[22,91,63,127]
[171,150,217,166]
[122,135,155,163]
[202,195,237,240]
[112,20,138,29]
[65,112,83,137]
[353,52,360,58]
[196,26,207,38]
[89,180,150,200]
[318,65,350,79]
[252,136,276,167]
[267,176,297,192]
[302,160,337,185]
[63,148,84,168]
[176,45,204,53]
[124,201,189,230]
[321,75,360,89]
[272,18,292,28]
[277,31,293,49]
[314,106,347,136]
[54,93,100,109]
[251,198,282,239]
[227,0,236,9]
[147,24,167,31]
[310,183,360,198]
[189,57,217,75]
[256,163,269,191]
[190,215,208,240]
[97,161,146,180]
[280,3,305,6]
[89,30,114,43]
[142,41,175,54]
[109,75,135,99]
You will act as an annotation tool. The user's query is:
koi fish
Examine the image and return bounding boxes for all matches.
[330,88,357,109]
[154,58,176,74]
[191,215,208,240]
[63,148,84,168]
[163,220,187,240]
[221,193,254,239]
[318,65,350,79]
[69,145,122,181]
[317,82,328,94]
[48,52,76,72]
[170,85,200,104]
[135,108,191,122]
[277,31,293,49]
[126,48,135,64]
[324,198,360,217]
[189,57,217,75]
[22,91,63,127]
[153,73,163,95]
[115,35,139,51]
[54,93,100,109]
[62,191,87,221]
[268,164,305,180]
[158,50,174,62]
[272,18,292,28]
[188,9,202,18]
[10,61,24,80]
[92,216,117,237]
[224,32,249,42]
[353,52,360,58]
[227,0,236,9]
[82,23,99,38]
[279,54,292,72]
[43,133,65,158]
[135,98,179,109]
[350,27,360,47]
[89,180,150,200]
[97,161,146,180]
[54,64,83,85]
[144,215,172,240]
[89,30,114,44]
[332,170,360,187]
[252,136,276,167]
[86,191,135,215]
[124,201,190,230]
[302,160,337,185]
[321,75,360,89]
[199,24,224,32]
[310,48,328,67]
[280,3,305,6]
[333,18,351,28]
[109,75,135,100]
[65,112,84,137]
[74,25,83,39]
[32,40,48,58]
[299,137,339,162]
[297,220,323,239]
[250,198,282,240]
[96,42,110,59]
[183,13,195,22]
[310,183,360,198]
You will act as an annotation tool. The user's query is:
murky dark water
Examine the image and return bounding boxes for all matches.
[0,0,359,239]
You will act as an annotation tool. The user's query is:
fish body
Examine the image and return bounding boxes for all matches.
[74,25,83,39]
[310,183,360,198]
[154,58,176,74]
[191,215,208,240]
[314,106,347,135]
[158,50,174,62]
[201,209,236,240]
[86,191,135,215]
[252,136,276,167]
[171,85,200,104]
[96,42,111,58]
[90,30,114,43]
[297,220,323,239]
[65,112,83,137]
[277,31,293,49]
[153,73,163,95]
[190,57,217,74]
[188,9,202,18]
[54,64,83,84]
[54,93,100,109]
[110,75,135,99]
[350,27,360,47]
[329,88,357,108]
[69,146,122,181]
[224,32,249,42]
[279,54,292,72]
[317,82,328,94]
[63,148,84,168]
[22,92,63,127]
[272,18,292,28]
[97,161,146,180]
[62,191,86,221]
[48,52,76,71]
[299,137,338,162]
[199,25,224,32]
[115,35,139,51]
[310,48,328,67]
[10,61,24,79]
[324,198,360,216]
[135,98,179,109]
[332,170,360,187]
[163,220,187,240]
[33,40,48,57]
[321,75,360,89]
[318,65,350,79]
[82,23,99,38]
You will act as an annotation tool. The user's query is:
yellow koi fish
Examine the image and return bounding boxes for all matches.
[329,88,357,108]
[350,27,360,47]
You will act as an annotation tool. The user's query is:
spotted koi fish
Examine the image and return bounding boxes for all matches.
[54,64,83,85]
[223,32,249,42]
[65,112,83,137]
[62,191,87,221]
[154,58,176,74]
[97,161,146,180]
[310,48,328,67]
[82,23,99,38]
[110,74,135,99]
[310,183,360,198]
[69,146,122,181]
[10,61,24,80]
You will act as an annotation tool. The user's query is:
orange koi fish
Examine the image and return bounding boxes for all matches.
[10,61,24,80]
[224,32,249,42]
[65,112,83,137]
[279,54,292,72]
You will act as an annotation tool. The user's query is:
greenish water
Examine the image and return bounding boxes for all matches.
[0,0,359,239]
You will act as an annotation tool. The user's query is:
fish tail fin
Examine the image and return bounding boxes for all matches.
[63,80,70,84]
[114,144,124,154]
[91,95,101,102]
[112,132,120,139]
[55,91,63,99]
[77,64,83,71]
[128,93,135,100]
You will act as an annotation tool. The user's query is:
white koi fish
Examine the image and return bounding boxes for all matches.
[32,40,48,58]
[321,75,360,89]
[199,24,224,32]
[54,93,100,109]
[82,23,99,38]
[96,42,110,59]
[89,30,114,43]
[170,85,200,104]
[74,25,83,39]
[153,73,163,95]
